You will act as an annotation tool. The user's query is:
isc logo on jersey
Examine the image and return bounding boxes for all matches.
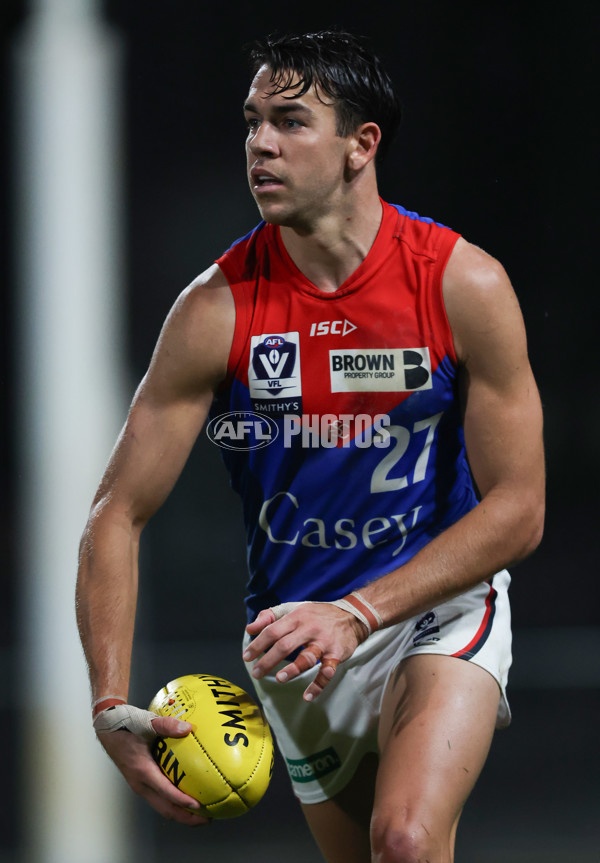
[249,332,303,415]
[309,319,357,337]
[330,347,433,393]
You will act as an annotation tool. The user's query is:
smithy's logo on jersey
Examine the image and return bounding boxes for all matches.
[329,348,433,393]
[249,332,303,415]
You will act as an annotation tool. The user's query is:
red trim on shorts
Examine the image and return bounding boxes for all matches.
[452,580,497,659]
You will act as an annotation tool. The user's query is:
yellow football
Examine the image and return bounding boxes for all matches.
[148,673,274,819]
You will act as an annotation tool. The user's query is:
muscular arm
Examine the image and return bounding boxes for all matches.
[358,238,545,619]
[246,239,545,696]
[76,264,234,820]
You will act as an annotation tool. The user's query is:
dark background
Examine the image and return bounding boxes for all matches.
[1,2,599,861]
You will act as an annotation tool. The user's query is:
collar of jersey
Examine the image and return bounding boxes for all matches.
[271,199,399,300]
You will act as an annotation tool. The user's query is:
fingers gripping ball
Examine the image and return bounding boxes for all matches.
[148,674,274,819]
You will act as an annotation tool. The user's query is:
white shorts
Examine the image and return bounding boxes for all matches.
[245,570,512,804]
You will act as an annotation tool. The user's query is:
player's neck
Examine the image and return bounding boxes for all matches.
[279,193,383,293]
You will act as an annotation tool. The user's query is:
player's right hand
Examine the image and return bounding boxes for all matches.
[94,706,210,826]
[244,601,368,701]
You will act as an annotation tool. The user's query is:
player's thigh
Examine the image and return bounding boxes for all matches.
[300,752,377,863]
[371,654,500,858]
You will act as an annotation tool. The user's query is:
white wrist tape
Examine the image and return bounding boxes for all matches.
[93,704,159,742]
[269,600,312,619]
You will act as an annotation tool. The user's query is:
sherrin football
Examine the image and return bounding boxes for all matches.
[148,674,274,819]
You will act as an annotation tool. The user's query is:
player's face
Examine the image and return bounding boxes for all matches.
[244,65,352,229]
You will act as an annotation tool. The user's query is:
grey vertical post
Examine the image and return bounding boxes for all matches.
[13,1,132,860]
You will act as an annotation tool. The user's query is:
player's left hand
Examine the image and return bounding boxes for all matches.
[243,601,368,701]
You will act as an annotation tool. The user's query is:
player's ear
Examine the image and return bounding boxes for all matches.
[346,122,381,172]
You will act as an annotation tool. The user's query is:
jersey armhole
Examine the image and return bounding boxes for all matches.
[432,230,461,366]
[215,263,254,390]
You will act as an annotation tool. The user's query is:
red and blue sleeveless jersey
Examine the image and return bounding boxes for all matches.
[212,200,477,621]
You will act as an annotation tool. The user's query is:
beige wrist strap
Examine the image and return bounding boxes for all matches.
[331,591,383,635]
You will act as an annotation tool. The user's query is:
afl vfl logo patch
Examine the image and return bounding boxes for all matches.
[249,332,303,416]
[329,348,432,393]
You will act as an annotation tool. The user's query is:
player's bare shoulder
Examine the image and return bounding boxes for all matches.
[147,264,235,398]
[442,237,526,368]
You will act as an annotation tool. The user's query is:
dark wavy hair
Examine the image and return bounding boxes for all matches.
[248,31,401,162]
